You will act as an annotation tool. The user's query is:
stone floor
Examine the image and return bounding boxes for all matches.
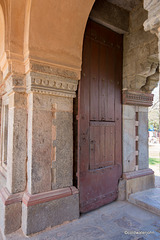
[129,188,160,217]
[2,201,160,240]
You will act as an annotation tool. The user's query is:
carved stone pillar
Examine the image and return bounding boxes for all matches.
[21,61,79,235]
[119,91,155,200]
[0,73,27,236]
[118,1,160,201]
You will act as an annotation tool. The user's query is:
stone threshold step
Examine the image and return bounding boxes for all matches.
[128,188,160,216]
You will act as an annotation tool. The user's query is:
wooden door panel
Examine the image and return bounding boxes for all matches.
[89,122,115,170]
[79,163,122,212]
[90,40,99,121]
[106,47,115,121]
[99,44,108,121]
[79,35,90,174]
[78,19,123,213]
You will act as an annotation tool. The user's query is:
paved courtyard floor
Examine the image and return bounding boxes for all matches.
[1,201,160,240]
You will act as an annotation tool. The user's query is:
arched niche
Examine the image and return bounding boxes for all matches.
[25,0,95,71]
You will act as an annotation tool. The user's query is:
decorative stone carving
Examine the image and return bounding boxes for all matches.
[26,60,80,80]
[143,0,160,93]
[130,54,159,92]
[123,90,154,106]
[143,0,160,34]
[1,74,26,96]
[26,72,78,98]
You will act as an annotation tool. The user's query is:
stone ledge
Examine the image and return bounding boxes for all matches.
[23,186,79,207]
[129,188,160,216]
[0,187,23,206]
[123,90,153,106]
[123,168,154,180]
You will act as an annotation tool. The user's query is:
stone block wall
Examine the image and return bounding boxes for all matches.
[123,2,158,91]
[123,105,149,173]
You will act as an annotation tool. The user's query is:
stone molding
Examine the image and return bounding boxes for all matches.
[122,90,154,107]
[26,72,78,98]
[0,58,80,97]
[0,187,23,206]
[0,73,26,96]
[25,59,81,81]
[123,168,154,180]
[0,186,79,207]
[22,186,79,207]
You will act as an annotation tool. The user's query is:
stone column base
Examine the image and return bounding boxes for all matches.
[0,188,23,236]
[22,186,79,235]
[123,168,155,200]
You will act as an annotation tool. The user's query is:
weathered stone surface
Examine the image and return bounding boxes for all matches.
[143,0,160,33]
[144,0,159,11]
[7,92,27,194]
[90,0,129,33]
[138,108,149,170]
[27,91,74,194]
[22,194,79,235]
[30,91,73,112]
[108,0,142,11]
[0,199,22,235]
[123,2,158,91]
[0,172,6,190]
[123,90,154,106]
[26,72,78,98]
[117,179,126,201]
[129,2,148,31]
[27,93,52,194]
[123,105,136,172]
[52,111,73,189]
[126,174,155,199]
[5,201,160,240]
[129,188,160,216]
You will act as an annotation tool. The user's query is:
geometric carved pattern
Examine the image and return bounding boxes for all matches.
[123,90,154,107]
[26,73,78,98]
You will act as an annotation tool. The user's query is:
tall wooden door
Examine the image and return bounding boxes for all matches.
[78,19,123,213]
